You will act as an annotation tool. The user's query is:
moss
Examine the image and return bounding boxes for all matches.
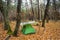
[7,26,12,35]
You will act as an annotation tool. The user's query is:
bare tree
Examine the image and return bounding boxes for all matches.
[30,0,34,20]
[53,0,58,21]
[7,0,13,35]
[37,0,40,20]
[0,0,12,35]
[13,0,22,36]
[53,0,56,11]
[25,0,29,20]
[42,0,50,27]
[0,0,11,31]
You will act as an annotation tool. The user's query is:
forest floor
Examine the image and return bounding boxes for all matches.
[0,20,60,40]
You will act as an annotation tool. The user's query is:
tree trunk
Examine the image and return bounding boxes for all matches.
[13,0,22,36]
[0,0,11,31]
[0,0,12,35]
[42,0,50,27]
[25,0,29,20]
[30,0,34,20]
[37,0,40,20]
[53,0,57,21]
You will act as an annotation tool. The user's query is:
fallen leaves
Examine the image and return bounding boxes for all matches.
[0,21,60,40]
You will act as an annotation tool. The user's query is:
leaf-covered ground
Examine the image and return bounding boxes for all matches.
[0,21,60,40]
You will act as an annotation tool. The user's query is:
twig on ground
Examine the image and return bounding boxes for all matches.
[5,35,11,40]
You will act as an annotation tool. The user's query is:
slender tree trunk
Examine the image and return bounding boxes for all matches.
[13,0,22,36]
[42,0,50,27]
[53,0,56,11]
[25,0,29,20]
[35,7,37,21]
[0,0,12,35]
[7,0,12,34]
[37,0,40,20]
[0,0,11,31]
[53,0,57,21]
[30,0,34,20]
[0,0,8,30]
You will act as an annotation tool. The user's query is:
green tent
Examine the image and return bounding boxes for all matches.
[21,24,36,35]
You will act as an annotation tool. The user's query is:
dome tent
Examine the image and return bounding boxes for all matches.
[21,24,36,35]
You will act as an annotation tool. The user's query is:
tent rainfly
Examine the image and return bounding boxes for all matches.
[21,24,36,35]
